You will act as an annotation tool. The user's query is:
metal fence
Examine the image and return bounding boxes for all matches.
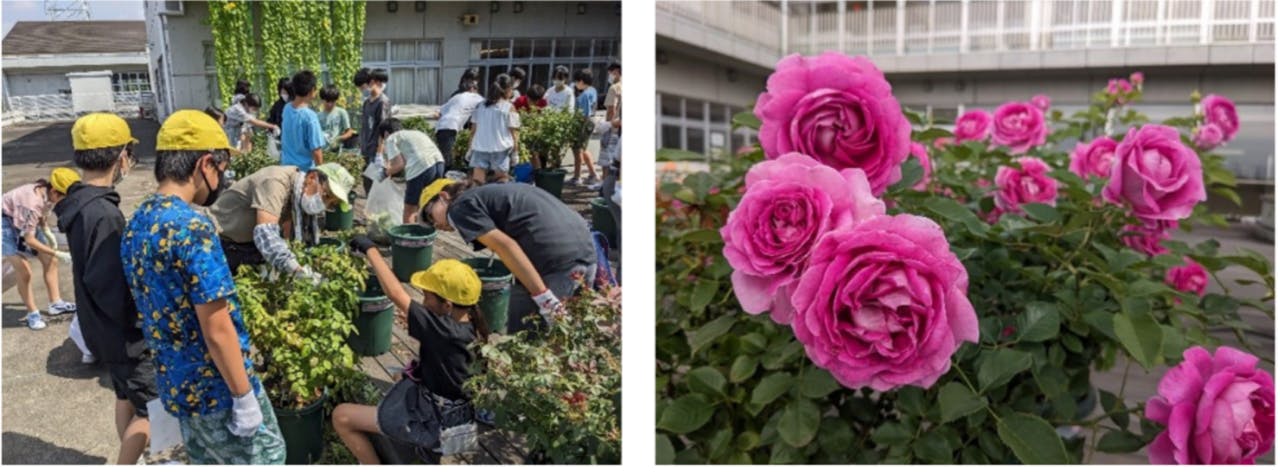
[4,91,153,124]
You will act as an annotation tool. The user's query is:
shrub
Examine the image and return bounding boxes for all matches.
[520,108,582,170]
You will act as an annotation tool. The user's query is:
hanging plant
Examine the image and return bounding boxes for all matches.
[206,1,255,105]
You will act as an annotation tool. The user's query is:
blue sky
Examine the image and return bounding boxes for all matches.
[2,0,144,37]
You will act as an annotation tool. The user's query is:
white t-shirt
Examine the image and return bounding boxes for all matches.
[469,101,521,152]
[384,129,443,179]
[544,85,576,112]
[437,91,484,131]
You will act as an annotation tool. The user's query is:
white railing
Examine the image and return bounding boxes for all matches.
[662,1,1274,58]
[4,91,154,124]
[5,94,75,123]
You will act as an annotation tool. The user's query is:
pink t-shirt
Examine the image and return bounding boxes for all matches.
[1,183,48,235]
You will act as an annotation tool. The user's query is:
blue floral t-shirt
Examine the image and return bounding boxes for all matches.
[121,193,261,417]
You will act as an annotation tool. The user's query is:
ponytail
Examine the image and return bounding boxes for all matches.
[484,73,512,107]
[467,305,491,342]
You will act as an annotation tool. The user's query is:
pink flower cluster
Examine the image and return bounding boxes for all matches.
[727,53,977,392]
[951,99,1047,154]
[1195,94,1240,151]
[1146,346,1275,464]
[1165,257,1209,297]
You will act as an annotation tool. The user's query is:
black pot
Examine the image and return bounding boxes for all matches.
[275,393,327,464]
[533,168,567,199]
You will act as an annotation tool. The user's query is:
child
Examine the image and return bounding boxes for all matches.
[231,79,251,108]
[333,243,488,465]
[570,68,600,186]
[280,70,327,171]
[434,79,483,170]
[376,118,446,223]
[508,66,526,99]
[223,93,277,153]
[358,68,393,193]
[204,106,225,126]
[513,84,547,112]
[544,65,576,112]
[318,85,355,152]
[466,74,520,185]
[2,171,77,331]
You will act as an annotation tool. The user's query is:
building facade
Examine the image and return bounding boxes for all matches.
[145,1,621,119]
[657,0,1275,182]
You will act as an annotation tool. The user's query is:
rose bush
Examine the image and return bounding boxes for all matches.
[657,52,1273,465]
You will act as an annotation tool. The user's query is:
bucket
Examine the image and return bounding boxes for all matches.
[388,224,437,282]
[325,207,354,231]
[513,162,534,183]
[591,198,619,249]
[349,294,394,356]
[276,393,327,464]
[533,169,566,199]
[317,237,344,248]
[463,257,513,334]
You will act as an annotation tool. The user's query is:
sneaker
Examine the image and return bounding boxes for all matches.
[48,301,77,315]
[587,182,603,191]
[26,312,46,330]
[81,353,96,364]
[567,177,581,186]
[584,176,599,186]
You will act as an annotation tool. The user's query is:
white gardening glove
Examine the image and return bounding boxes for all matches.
[55,251,73,265]
[295,266,324,287]
[41,227,58,251]
[533,289,564,317]
[227,390,264,437]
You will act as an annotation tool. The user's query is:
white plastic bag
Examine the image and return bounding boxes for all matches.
[2,260,15,294]
[363,153,386,182]
[365,178,404,243]
[267,134,281,160]
[147,397,182,457]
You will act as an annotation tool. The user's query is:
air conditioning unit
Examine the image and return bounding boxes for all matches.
[159,1,184,15]
[460,14,479,25]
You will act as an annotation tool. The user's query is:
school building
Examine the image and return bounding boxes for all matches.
[144,0,622,119]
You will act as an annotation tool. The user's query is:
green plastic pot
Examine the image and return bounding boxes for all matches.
[275,392,327,464]
[533,168,567,199]
[463,257,513,334]
[388,224,437,282]
[591,197,619,249]
[317,237,344,247]
[324,192,358,231]
[349,294,394,356]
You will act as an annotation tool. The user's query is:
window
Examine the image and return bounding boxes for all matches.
[468,37,621,100]
[111,72,151,93]
[362,39,444,105]
[657,92,752,158]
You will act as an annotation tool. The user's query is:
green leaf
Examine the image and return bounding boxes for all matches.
[913,429,955,464]
[923,197,988,235]
[729,355,758,383]
[914,127,955,142]
[1021,203,1060,223]
[689,316,735,354]
[1099,389,1129,429]
[735,430,761,451]
[686,366,727,397]
[656,434,676,464]
[751,372,793,406]
[890,158,925,193]
[996,413,1071,464]
[777,399,821,448]
[1018,302,1061,342]
[977,350,1033,392]
[798,367,841,399]
[870,422,913,447]
[657,394,714,434]
[732,111,762,131]
[656,148,707,162]
[938,382,988,423]
[689,279,720,313]
[681,229,722,243]
[1097,429,1146,453]
[1113,310,1163,369]
[896,386,927,416]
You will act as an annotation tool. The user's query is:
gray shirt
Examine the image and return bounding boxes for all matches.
[360,94,392,159]
[447,184,595,275]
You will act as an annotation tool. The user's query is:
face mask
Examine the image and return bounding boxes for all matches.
[608,75,616,84]
[380,85,389,96]
[361,88,371,99]
[280,93,289,102]
[554,80,565,88]
[200,159,228,206]
[300,193,326,215]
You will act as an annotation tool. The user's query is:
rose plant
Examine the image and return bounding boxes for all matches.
[656,52,1274,465]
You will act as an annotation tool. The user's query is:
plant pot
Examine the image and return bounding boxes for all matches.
[463,257,514,334]
[388,224,437,282]
[533,168,567,199]
[513,162,535,183]
[275,393,327,465]
[591,197,619,249]
[349,294,394,356]
[325,207,354,231]
[317,237,344,248]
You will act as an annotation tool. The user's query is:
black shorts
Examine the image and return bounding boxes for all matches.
[376,379,472,448]
[221,238,264,275]
[107,357,158,418]
[404,162,446,207]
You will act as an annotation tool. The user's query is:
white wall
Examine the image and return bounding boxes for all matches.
[656,48,766,107]
[3,72,71,96]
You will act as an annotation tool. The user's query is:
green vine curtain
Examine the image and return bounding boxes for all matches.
[207,0,366,108]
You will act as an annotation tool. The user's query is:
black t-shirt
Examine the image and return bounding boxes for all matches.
[407,301,476,401]
[447,184,595,275]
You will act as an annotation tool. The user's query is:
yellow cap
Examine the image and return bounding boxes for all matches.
[71,113,137,151]
[156,109,230,151]
[50,167,80,194]
[410,259,481,306]
[418,178,457,209]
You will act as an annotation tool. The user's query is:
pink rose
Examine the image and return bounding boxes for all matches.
[1069,136,1119,180]
[1103,125,1207,221]
[1194,124,1225,150]
[1030,94,1052,111]
[1107,78,1133,95]
[1200,94,1239,142]
[1146,346,1275,464]
[1122,221,1173,257]
[1130,72,1145,85]
[991,102,1048,154]
[909,142,932,192]
[1165,257,1209,296]
[790,214,978,391]
[953,110,992,143]
[755,52,911,195]
[932,137,953,149]
[994,157,1059,213]
[722,153,885,324]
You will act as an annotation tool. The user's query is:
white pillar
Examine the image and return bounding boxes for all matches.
[1156,0,1168,45]
[838,0,846,52]
[996,0,1006,51]
[896,0,906,55]
[810,1,818,54]
[867,0,874,54]
[1111,0,1124,47]
[1200,0,1213,45]
[1028,0,1042,50]
[782,0,790,53]
[1249,0,1261,42]
[960,0,970,53]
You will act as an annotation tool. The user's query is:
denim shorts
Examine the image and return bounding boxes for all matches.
[2,215,45,258]
[469,149,511,173]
